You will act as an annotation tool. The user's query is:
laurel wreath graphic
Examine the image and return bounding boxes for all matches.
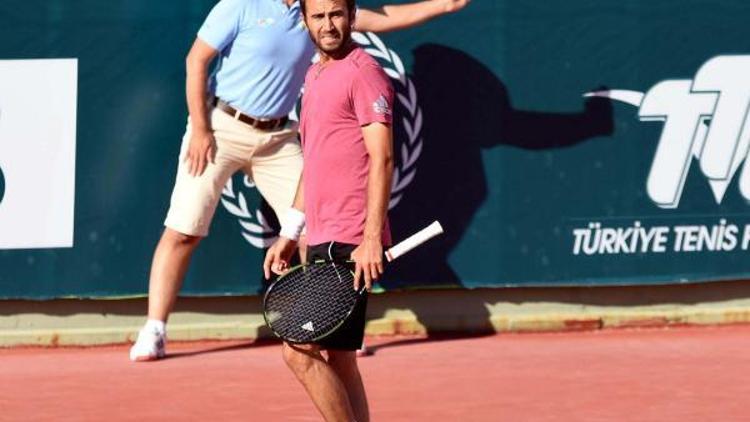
[220,176,278,248]
[221,32,423,248]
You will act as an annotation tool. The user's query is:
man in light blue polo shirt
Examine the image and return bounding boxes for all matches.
[130,0,470,362]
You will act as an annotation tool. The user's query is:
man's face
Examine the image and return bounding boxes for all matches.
[303,0,353,55]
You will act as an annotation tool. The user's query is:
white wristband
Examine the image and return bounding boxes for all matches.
[279,208,305,241]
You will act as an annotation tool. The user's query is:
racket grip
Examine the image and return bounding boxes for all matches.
[385,221,444,262]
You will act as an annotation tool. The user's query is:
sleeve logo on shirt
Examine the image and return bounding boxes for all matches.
[373,95,391,115]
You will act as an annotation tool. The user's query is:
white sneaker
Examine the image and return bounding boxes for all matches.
[129,326,166,362]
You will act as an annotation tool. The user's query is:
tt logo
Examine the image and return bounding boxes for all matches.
[587,55,750,208]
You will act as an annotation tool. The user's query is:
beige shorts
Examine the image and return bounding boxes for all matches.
[164,108,302,237]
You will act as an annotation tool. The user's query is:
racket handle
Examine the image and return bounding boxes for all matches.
[385,221,444,262]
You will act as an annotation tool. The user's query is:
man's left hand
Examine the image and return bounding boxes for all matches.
[350,237,384,292]
[263,237,298,279]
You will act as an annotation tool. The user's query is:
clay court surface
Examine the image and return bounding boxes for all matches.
[1,324,748,421]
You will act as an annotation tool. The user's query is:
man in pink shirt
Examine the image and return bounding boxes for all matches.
[263,0,394,420]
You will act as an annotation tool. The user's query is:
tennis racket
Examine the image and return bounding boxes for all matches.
[263,221,444,343]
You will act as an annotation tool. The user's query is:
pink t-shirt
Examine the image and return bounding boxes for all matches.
[299,46,394,246]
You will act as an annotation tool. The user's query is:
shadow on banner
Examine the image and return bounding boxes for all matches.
[384,44,614,290]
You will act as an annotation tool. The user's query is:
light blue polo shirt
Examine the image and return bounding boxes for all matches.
[198,0,315,118]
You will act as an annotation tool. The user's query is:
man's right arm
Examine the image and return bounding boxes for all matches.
[185,0,241,176]
[184,38,218,177]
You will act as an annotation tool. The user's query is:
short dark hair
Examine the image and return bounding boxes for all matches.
[299,0,356,17]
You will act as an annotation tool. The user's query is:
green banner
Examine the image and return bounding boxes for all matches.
[1,0,750,298]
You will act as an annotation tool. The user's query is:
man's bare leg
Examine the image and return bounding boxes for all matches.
[147,228,202,321]
[282,343,355,422]
[329,350,370,422]
[130,228,202,361]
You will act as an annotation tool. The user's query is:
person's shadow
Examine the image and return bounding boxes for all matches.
[384,43,613,289]
[367,44,614,348]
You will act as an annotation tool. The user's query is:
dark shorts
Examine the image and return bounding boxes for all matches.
[306,241,367,351]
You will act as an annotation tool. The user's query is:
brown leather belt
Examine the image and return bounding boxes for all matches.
[214,98,288,131]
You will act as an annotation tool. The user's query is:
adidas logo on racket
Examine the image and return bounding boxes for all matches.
[263,221,444,343]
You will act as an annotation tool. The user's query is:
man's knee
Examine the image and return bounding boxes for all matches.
[162,228,202,248]
[282,343,319,376]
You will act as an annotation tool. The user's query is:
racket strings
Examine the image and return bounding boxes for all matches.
[265,262,358,342]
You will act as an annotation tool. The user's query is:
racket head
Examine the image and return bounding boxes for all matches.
[263,260,364,343]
